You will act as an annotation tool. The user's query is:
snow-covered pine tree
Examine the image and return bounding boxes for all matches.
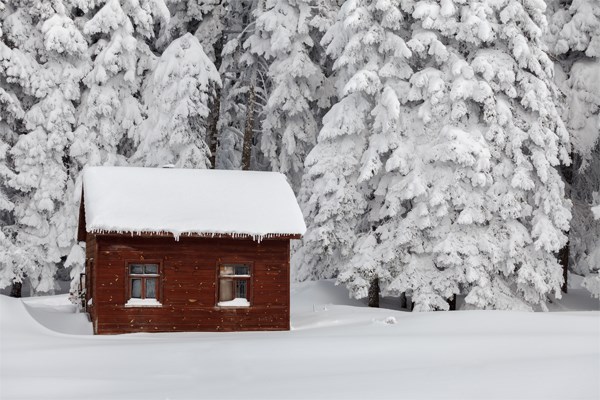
[216,0,265,170]
[71,0,166,168]
[0,0,3,38]
[294,0,413,299]
[579,171,600,298]
[1,3,31,296]
[245,0,324,190]
[3,0,88,295]
[238,0,274,171]
[552,0,600,166]
[0,29,24,217]
[298,0,571,311]
[0,22,27,294]
[306,0,338,119]
[548,0,600,297]
[159,0,223,57]
[0,229,31,296]
[132,33,221,168]
[156,0,225,168]
[0,100,17,216]
[173,0,229,168]
[379,0,571,310]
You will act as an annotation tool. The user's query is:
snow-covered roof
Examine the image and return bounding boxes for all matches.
[81,166,306,240]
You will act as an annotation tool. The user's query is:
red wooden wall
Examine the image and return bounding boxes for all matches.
[86,234,291,334]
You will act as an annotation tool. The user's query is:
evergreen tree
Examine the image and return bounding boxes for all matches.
[3,0,88,294]
[298,0,571,311]
[169,0,230,169]
[246,0,324,189]
[294,0,413,294]
[0,25,27,294]
[0,38,23,215]
[548,0,600,297]
[384,0,570,310]
[578,165,600,298]
[216,0,264,170]
[132,32,221,167]
[1,4,30,295]
[70,0,166,168]
[159,0,223,57]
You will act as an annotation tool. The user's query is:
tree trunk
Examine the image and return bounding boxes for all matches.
[207,89,222,168]
[207,35,225,169]
[559,242,569,293]
[10,282,22,298]
[368,277,379,308]
[559,152,575,293]
[241,83,256,171]
[448,295,456,311]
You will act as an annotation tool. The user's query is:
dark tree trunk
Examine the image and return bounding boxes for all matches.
[368,277,379,308]
[559,152,575,293]
[559,243,569,293]
[207,35,225,169]
[10,282,22,298]
[241,83,256,171]
[207,89,222,168]
[448,295,456,311]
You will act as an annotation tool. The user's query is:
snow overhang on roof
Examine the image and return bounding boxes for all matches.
[80,166,306,241]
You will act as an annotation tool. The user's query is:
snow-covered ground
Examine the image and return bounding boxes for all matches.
[1,281,599,400]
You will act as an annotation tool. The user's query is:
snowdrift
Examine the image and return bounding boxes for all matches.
[1,282,599,400]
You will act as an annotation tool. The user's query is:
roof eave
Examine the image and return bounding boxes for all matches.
[88,230,303,241]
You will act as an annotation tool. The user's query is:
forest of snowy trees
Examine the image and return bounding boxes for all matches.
[0,0,598,310]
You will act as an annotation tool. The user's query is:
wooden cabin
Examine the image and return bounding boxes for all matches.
[77,166,306,334]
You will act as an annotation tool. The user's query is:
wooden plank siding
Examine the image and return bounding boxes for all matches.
[86,235,291,334]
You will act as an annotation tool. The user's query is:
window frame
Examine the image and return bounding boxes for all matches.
[125,260,163,307]
[215,261,254,308]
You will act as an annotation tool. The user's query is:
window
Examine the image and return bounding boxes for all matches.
[126,263,161,307]
[217,263,251,307]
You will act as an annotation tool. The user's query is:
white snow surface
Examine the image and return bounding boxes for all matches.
[217,297,251,307]
[82,166,306,239]
[1,281,599,399]
[124,298,163,307]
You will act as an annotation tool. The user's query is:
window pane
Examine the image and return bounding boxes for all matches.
[130,265,143,274]
[220,266,234,276]
[235,280,247,299]
[219,279,234,301]
[131,279,142,298]
[145,265,158,274]
[146,279,156,298]
[220,264,250,276]
[234,265,250,275]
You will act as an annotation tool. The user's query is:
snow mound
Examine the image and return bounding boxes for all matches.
[0,295,52,337]
[0,295,93,336]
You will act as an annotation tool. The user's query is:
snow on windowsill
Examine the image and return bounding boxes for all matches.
[125,299,163,307]
[217,298,250,307]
